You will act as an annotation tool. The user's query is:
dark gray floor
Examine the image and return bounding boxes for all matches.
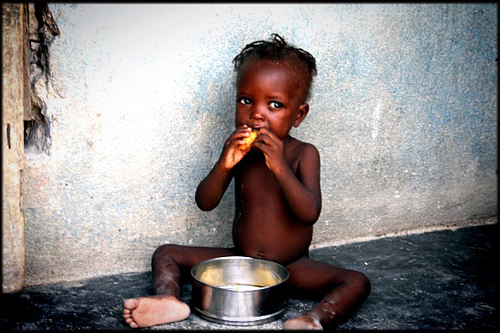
[1,223,498,331]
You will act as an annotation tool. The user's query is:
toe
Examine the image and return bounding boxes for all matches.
[124,298,139,310]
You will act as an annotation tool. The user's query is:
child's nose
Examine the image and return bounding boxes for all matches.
[250,104,265,121]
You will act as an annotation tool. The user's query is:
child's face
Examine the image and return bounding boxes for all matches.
[235,59,308,140]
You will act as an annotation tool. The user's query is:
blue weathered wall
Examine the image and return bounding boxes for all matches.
[21,3,497,285]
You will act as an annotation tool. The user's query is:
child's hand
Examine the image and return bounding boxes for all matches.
[252,128,288,173]
[219,125,254,170]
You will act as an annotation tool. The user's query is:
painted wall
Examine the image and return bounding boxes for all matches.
[21,3,497,286]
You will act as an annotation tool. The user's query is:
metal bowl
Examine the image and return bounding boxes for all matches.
[191,256,289,325]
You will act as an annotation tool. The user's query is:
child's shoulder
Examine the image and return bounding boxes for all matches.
[289,137,320,159]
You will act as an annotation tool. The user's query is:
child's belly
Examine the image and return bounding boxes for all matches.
[232,218,312,266]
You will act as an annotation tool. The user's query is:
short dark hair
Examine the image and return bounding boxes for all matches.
[233,33,317,102]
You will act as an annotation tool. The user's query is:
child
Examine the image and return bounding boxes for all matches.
[123,34,370,330]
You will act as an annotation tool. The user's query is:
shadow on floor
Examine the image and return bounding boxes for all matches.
[1,223,498,331]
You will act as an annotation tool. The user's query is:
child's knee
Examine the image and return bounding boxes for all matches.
[348,270,371,297]
[153,244,183,263]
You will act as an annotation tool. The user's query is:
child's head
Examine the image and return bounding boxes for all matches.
[233,34,317,103]
[232,34,317,139]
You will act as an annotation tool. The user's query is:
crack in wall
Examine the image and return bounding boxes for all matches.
[24,2,59,154]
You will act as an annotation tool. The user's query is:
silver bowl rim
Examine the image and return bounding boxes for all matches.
[191,255,290,291]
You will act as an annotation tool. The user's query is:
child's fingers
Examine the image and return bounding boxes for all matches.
[256,128,279,141]
[254,131,276,147]
[224,127,251,147]
[253,129,285,157]
[233,126,252,138]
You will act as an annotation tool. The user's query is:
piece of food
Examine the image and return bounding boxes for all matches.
[239,130,258,150]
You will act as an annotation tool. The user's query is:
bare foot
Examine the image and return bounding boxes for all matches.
[284,314,323,330]
[123,295,190,328]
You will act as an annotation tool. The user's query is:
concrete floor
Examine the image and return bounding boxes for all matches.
[1,223,498,331]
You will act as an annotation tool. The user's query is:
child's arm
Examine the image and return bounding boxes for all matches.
[195,126,253,211]
[254,128,322,225]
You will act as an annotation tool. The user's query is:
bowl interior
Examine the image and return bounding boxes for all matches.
[192,256,289,290]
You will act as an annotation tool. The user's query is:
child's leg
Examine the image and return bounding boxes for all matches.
[283,257,371,330]
[123,244,236,328]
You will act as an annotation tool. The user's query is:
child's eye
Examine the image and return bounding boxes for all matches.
[269,101,283,109]
[238,97,251,105]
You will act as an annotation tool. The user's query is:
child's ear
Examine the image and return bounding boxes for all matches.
[293,103,309,127]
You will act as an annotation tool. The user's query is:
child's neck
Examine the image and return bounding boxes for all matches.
[282,134,295,147]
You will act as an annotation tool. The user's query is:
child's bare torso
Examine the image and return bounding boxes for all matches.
[232,138,313,266]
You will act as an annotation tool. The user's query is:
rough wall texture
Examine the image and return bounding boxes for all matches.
[20,4,497,286]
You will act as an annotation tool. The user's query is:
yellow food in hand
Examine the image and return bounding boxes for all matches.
[239,131,258,150]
